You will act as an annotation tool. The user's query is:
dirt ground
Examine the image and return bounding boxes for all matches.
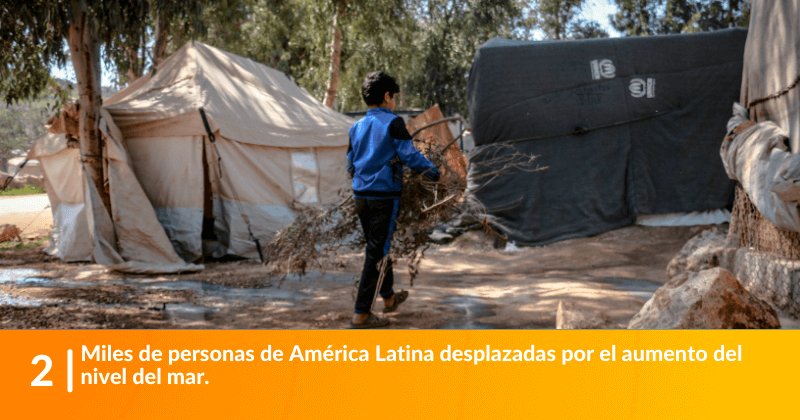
[0,194,53,239]
[0,223,724,329]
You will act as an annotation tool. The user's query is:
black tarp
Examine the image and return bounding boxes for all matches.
[467,28,747,245]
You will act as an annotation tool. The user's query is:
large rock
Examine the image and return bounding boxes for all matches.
[628,267,780,329]
[666,229,735,281]
[6,157,41,178]
[0,224,21,243]
[0,171,44,190]
[556,300,619,329]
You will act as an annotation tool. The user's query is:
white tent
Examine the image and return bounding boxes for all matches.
[29,41,352,272]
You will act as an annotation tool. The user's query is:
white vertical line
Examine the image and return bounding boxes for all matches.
[67,349,73,393]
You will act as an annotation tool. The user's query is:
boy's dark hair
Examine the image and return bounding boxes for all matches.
[361,71,400,106]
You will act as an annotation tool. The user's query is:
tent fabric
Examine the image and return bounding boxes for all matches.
[741,0,800,152]
[721,103,800,233]
[35,147,92,261]
[103,41,353,148]
[126,136,205,261]
[99,109,204,272]
[466,29,747,245]
[33,41,352,270]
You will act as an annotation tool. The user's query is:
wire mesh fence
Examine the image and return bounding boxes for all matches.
[728,185,800,316]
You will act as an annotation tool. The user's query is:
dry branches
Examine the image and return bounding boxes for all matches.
[261,140,542,284]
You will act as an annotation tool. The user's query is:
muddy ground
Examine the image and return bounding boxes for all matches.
[0,224,739,329]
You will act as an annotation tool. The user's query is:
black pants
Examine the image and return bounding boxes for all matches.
[354,197,399,314]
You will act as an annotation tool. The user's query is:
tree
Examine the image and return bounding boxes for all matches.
[405,0,535,116]
[1,0,154,210]
[110,0,238,85]
[568,18,610,39]
[233,0,418,112]
[611,0,750,36]
[535,0,585,40]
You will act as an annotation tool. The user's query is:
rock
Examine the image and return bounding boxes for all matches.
[429,230,454,245]
[0,171,44,190]
[666,229,733,281]
[628,267,780,329]
[6,157,42,178]
[556,300,619,329]
[0,224,21,243]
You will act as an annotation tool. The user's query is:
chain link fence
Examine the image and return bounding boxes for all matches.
[728,185,800,317]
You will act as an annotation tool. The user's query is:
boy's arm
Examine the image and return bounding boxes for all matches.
[346,131,355,178]
[389,117,441,181]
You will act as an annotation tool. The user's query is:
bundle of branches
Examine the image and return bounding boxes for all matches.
[262,107,542,284]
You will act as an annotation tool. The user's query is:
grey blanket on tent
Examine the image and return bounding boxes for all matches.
[467,28,747,245]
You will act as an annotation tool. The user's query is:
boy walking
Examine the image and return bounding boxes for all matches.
[347,71,440,328]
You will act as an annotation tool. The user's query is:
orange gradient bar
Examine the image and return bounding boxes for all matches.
[0,330,797,419]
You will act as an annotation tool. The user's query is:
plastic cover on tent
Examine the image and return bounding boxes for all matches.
[467,29,747,245]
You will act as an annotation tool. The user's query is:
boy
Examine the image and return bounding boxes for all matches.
[347,71,440,328]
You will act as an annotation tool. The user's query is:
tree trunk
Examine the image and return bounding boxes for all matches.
[323,9,342,109]
[152,7,170,69]
[68,0,110,213]
[126,44,143,82]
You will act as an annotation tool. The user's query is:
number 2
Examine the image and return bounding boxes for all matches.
[31,355,53,387]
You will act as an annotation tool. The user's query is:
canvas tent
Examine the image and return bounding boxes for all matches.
[29,41,352,272]
[466,28,748,246]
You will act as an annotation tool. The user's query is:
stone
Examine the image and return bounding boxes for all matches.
[628,267,780,329]
[666,229,734,281]
[6,157,41,178]
[0,224,21,243]
[429,230,454,245]
[556,300,619,329]
[0,171,44,190]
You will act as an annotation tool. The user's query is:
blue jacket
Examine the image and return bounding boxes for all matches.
[347,108,440,198]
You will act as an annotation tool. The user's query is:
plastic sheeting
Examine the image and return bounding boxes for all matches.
[467,29,746,245]
[721,103,800,233]
[636,209,731,227]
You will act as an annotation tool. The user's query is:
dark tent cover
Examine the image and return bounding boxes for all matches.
[467,28,747,245]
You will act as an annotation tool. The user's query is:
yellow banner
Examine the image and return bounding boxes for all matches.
[1,330,795,419]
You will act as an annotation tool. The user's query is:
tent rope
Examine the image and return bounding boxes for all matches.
[747,74,800,110]
[198,108,264,263]
[1,158,30,192]
[471,109,678,159]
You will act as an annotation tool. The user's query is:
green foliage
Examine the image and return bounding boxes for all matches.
[535,0,585,40]
[406,0,535,116]
[0,236,49,251]
[218,0,418,113]
[611,0,750,36]
[0,185,47,197]
[569,19,611,39]
[0,79,78,167]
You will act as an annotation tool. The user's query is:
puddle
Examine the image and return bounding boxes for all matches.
[137,280,308,303]
[0,291,42,306]
[438,295,496,329]
[133,280,309,323]
[165,303,211,322]
[594,277,661,301]
[0,268,50,285]
[0,269,100,288]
